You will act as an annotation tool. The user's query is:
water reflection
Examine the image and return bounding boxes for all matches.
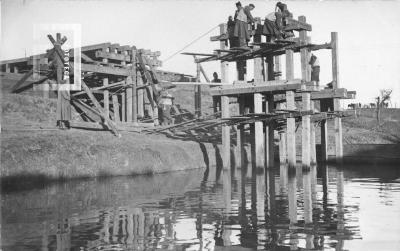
[2,164,400,250]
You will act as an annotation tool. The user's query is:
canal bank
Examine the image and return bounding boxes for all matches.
[1,93,400,185]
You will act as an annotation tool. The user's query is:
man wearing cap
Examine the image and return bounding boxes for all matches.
[234,2,255,47]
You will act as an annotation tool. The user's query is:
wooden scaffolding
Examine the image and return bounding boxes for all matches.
[183,15,356,167]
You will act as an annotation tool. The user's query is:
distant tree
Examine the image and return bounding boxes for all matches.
[376,89,392,123]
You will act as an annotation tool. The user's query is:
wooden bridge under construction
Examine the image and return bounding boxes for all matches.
[0,14,355,168]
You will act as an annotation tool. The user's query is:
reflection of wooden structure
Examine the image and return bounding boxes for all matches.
[184,15,356,166]
[0,37,197,135]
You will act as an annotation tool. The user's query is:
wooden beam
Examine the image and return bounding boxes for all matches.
[95,51,131,61]
[81,80,121,137]
[79,63,135,76]
[210,81,303,96]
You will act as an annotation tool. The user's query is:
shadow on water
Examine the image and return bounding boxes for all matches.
[2,163,400,250]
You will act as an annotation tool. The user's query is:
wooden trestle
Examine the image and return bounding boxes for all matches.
[1,39,199,135]
[183,15,356,168]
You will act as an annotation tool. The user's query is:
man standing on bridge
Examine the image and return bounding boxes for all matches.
[234,2,255,47]
[309,54,320,86]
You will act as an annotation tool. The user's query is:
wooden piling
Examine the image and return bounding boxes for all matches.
[219,23,230,169]
[265,94,275,168]
[236,97,246,167]
[310,102,317,164]
[253,41,264,167]
[195,62,201,118]
[112,94,120,122]
[285,49,296,167]
[221,95,230,169]
[137,74,144,118]
[126,78,133,122]
[300,16,311,168]
[331,32,343,163]
[320,119,328,162]
[121,92,126,122]
[132,79,138,124]
[103,78,109,119]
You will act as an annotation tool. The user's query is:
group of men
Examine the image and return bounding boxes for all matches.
[226,1,295,48]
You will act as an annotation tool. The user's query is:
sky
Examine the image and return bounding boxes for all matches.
[1,0,400,107]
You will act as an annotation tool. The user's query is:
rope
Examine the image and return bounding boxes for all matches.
[162,24,220,63]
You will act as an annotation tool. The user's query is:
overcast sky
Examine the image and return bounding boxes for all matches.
[1,0,400,106]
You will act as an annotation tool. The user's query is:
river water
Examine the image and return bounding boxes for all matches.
[2,164,400,250]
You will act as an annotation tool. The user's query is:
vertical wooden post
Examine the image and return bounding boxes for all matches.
[126,78,133,122]
[222,96,230,169]
[320,117,328,162]
[265,94,275,168]
[275,56,287,164]
[132,79,138,124]
[5,64,10,73]
[236,97,246,167]
[303,170,312,224]
[253,38,264,167]
[121,51,127,122]
[137,74,144,118]
[310,102,317,165]
[13,66,19,73]
[288,171,297,224]
[112,94,120,122]
[131,50,138,124]
[331,32,343,164]
[220,23,230,169]
[195,62,201,118]
[121,92,126,122]
[103,47,110,120]
[286,49,296,167]
[103,78,109,119]
[300,16,311,168]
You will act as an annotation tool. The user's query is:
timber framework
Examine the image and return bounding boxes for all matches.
[182,15,356,167]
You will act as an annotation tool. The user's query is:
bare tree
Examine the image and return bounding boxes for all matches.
[376,89,392,123]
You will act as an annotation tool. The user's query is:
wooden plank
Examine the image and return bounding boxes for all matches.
[81,80,121,137]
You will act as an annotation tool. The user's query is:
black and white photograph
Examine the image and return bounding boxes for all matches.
[1,0,399,250]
